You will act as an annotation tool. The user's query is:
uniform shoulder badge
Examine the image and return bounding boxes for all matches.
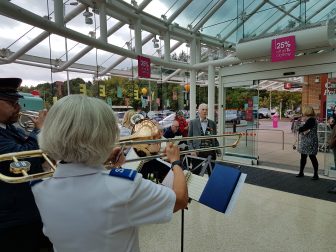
[108,168,137,181]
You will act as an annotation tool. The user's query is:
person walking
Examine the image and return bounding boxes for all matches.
[296,106,319,180]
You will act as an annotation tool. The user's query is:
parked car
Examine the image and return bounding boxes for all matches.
[258,108,271,119]
[225,109,240,124]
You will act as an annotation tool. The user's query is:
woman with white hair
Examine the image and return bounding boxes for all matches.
[32,95,188,252]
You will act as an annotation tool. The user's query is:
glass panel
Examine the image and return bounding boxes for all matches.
[223,86,258,163]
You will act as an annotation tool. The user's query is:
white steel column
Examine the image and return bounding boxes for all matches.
[196,39,201,63]
[99,3,108,43]
[218,74,224,147]
[208,52,215,121]
[190,38,197,119]
[164,31,170,62]
[134,19,142,55]
[54,0,64,26]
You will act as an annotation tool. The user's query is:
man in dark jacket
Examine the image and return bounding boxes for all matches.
[163,120,181,138]
[0,78,51,252]
[187,103,219,176]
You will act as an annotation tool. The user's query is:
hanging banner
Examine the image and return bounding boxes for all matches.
[125,97,130,107]
[271,35,296,62]
[172,91,177,100]
[106,97,112,106]
[117,86,123,98]
[137,56,151,78]
[326,78,336,119]
[156,98,160,106]
[55,81,63,97]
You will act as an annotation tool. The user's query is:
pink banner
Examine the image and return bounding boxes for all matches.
[271,35,296,62]
[137,56,151,78]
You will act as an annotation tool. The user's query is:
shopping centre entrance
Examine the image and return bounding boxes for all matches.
[221,75,336,178]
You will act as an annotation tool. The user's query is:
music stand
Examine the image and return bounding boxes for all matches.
[182,155,214,177]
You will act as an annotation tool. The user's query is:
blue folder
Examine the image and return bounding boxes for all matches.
[199,164,242,213]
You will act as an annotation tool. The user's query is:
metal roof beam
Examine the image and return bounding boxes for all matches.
[221,1,266,42]
[57,0,152,71]
[167,0,192,23]
[267,1,301,23]
[0,1,193,70]
[99,0,190,76]
[0,4,86,64]
[192,0,227,32]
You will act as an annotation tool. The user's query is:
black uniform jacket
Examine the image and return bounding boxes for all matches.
[0,125,44,230]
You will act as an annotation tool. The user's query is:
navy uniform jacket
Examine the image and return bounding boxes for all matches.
[0,125,44,230]
[163,127,182,139]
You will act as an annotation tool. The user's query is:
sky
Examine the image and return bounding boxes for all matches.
[0,0,183,87]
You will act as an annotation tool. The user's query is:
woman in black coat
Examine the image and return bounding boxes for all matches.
[296,106,319,180]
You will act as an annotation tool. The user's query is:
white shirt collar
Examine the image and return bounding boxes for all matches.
[0,123,6,129]
[53,162,106,178]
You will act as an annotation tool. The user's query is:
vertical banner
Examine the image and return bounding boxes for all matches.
[252,96,259,119]
[246,98,253,122]
[156,98,160,106]
[125,97,130,107]
[117,86,123,98]
[55,81,63,97]
[172,91,177,100]
[137,56,151,78]
[271,35,296,62]
[326,78,336,119]
[106,97,112,106]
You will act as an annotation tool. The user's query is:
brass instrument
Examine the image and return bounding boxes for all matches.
[0,118,241,183]
[18,110,39,131]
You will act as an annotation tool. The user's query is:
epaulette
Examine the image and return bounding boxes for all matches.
[108,168,137,181]
[30,179,43,187]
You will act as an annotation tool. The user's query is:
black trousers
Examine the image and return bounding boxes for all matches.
[299,154,319,176]
[0,223,53,252]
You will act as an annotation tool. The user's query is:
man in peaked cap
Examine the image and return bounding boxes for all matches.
[0,78,52,251]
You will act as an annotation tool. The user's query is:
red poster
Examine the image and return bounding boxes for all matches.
[271,35,296,62]
[246,108,253,122]
[137,56,151,78]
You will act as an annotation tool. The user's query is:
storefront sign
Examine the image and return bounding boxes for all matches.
[271,35,296,62]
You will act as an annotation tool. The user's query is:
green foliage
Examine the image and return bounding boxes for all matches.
[19,77,302,112]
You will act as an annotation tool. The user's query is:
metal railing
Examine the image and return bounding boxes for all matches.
[245,128,285,150]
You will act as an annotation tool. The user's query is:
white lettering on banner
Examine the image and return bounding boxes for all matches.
[325,80,336,95]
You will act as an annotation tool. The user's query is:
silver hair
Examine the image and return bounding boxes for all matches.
[198,103,208,111]
[38,95,119,166]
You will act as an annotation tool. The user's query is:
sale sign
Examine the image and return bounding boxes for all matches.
[271,35,296,62]
[137,56,151,78]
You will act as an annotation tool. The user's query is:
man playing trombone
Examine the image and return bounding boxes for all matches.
[0,78,51,251]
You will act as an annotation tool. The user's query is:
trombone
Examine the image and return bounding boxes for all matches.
[18,110,40,131]
[0,133,242,184]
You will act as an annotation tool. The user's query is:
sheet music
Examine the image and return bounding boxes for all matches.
[184,171,208,201]
[224,173,247,214]
[161,170,174,188]
[122,148,142,171]
[161,169,209,201]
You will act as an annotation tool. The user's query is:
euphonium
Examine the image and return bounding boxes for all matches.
[18,110,40,131]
